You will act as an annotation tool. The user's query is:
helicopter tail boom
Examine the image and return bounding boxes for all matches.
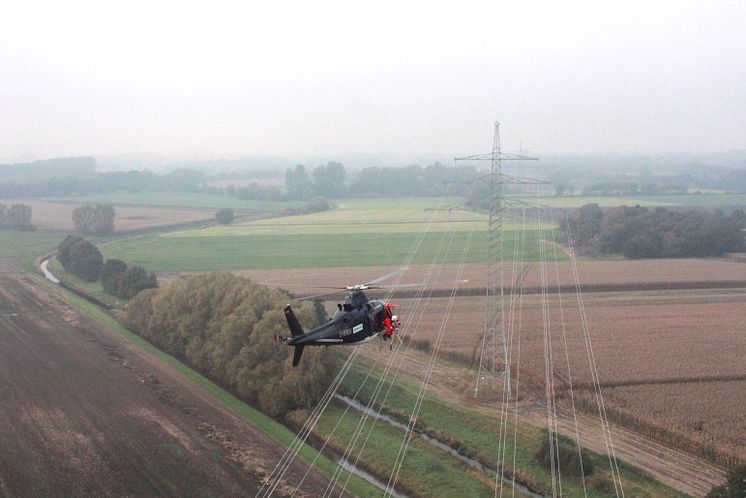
[283,304,305,338]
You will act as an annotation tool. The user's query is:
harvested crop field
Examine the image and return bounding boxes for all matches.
[0,276,337,497]
[234,258,746,295]
[2,199,214,232]
[233,258,746,467]
[595,381,746,461]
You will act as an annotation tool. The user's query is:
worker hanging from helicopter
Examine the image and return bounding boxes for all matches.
[382,303,400,340]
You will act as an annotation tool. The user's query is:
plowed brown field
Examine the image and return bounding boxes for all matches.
[0,276,338,497]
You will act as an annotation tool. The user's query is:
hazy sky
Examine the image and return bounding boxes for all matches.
[1,0,745,162]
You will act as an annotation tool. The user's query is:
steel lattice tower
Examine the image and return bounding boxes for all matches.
[456,122,538,398]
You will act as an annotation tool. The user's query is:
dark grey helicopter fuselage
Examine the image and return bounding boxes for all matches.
[287,291,386,347]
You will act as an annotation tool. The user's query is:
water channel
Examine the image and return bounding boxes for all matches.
[335,394,544,498]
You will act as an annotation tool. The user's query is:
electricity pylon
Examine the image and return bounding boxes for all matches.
[455,122,538,399]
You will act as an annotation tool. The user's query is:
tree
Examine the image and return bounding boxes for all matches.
[110,266,158,299]
[101,259,128,295]
[312,162,346,197]
[0,204,32,229]
[215,208,234,224]
[566,204,745,258]
[123,272,335,417]
[58,237,103,281]
[72,203,115,235]
[285,164,313,200]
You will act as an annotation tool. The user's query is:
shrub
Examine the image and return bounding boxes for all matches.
[215,208,234,224]
[58,236,103,281]
[706,464,746,498]
[101,259,128,295]
[535,432,593,477]
[109,266,157,299]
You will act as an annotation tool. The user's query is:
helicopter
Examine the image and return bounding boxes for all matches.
[279,268,466,366]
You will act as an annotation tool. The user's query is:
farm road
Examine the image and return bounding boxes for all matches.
[0,276,339,497]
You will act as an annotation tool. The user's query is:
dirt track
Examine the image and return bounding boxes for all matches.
[0,276,337,497]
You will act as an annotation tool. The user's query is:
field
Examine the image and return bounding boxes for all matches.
[0,231,63,272]
[513,193,746,208]
[4,198,215,233]
[100,198,563,271]
[332,261,746,468]
[43,192,304,211]
[244,255,746,478]
[0,275,351,496]
[12,190,743,496]
[598,382,746,461]
[238,258,746,295]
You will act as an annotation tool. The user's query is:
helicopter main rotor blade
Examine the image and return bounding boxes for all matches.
[364,267,410,286]
[298,289,347,301]
[368,279,469,289]
[257,283,345,290]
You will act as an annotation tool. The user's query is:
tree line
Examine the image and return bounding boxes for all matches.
[580,181,688,196]
[285,162,478,201]
[123,272,335,416]
[0,203,32,230]
[561,204,746,258]
[58,235,157,298]
[0,156,480,202]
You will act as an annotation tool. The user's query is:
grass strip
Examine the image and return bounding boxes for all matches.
[343,358,689,498]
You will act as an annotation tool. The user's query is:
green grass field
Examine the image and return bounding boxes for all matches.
[42,192,305,212]
[100,197,563,271]
[101,230,564,272]
[0,230,63,273]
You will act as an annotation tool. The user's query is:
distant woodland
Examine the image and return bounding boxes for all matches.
[124,273,335,416]
[562,204,746,258]
[4,154,746,206]
[0,156,477,200]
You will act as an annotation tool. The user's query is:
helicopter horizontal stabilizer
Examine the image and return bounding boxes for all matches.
[292,346,305,367]
[283,304,305,338]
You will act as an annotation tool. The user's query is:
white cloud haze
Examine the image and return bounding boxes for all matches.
[1,0,745,161]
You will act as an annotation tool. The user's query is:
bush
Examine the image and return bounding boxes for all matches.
[106,265,157,299]
[706,464,746,498]
[101,259,128,295]
[58,236,103,281]
[535,432,593,477]
[215,208,234,224]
